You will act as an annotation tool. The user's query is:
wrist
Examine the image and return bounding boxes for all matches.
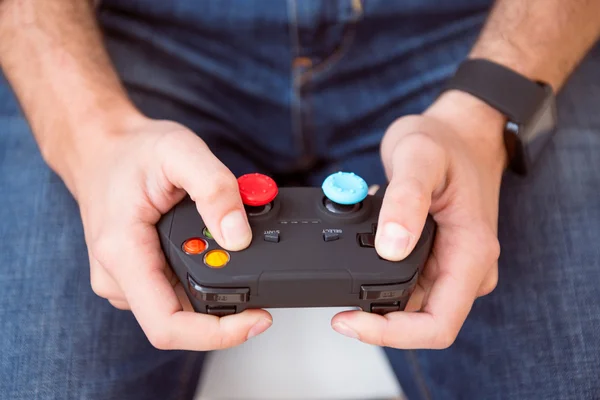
[468,45,561,92]
[43,103,146,196]
[424,90,508,171]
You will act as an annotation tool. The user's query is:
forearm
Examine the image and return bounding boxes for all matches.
[427,0,600,165]
[470,0,600,91]
[0,0,140,188]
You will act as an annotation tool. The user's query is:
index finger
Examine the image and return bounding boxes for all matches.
[105,221,272,351]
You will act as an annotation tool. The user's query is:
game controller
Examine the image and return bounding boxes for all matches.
[157,172,436,317]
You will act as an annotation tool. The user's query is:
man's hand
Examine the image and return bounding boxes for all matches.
[329,0,600,348]
[0,0,273,352]
[331,91,507,348]
[74,115,272,351]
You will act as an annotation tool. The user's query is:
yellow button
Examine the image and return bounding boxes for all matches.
[204,249,230,268]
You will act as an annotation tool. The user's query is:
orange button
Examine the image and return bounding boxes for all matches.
[182,238,207,255]
[204,249,230,268]
[292,57,312,69]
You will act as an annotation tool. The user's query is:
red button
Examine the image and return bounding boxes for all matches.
[238,173,278,206]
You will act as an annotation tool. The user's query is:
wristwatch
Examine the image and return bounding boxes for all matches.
[444,58,558,175]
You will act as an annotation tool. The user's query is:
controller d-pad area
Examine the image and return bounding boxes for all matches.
[357,223,377,248]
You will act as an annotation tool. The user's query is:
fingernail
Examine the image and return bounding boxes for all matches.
[220,210,251,249]
[332,322,359,339]
[247,318,272,340]
[376,222,412,261]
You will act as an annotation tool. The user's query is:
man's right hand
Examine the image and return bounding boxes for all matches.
[69,114,273,351]
[0,0,272,351]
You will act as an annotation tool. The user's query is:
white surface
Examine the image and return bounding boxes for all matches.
[195,307,403,400]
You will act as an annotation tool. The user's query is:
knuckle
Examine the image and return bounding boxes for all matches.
[482,233,501,263]
[479,267,499,297]
[90,277,112,299]
[204,332,226,350]
[147,327,173,350]
[379,321,396,348]
[90,234,120,271]
[386,115,425,139]
[215,333,236,349]
[89,260,122,300]
[197,174,238,205]
[108,299,130,310]
[204,325,227,350]
[489,270,499,290]
[470,223,501,263]
[479,279,498,297]
[433,328,458,349]
[158,126,199,150]
[209,320,241,350]
[399,131,445,160]
[392,177,428,205]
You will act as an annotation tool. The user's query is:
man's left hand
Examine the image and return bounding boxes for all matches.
[332,90,508,349]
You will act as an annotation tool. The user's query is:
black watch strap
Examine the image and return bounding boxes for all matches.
[445,58,549,124]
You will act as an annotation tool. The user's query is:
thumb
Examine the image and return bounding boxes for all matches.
[160,132,251,251]
[376,133,446,261]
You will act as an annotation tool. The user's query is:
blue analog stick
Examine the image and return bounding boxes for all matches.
[321,171,369,205]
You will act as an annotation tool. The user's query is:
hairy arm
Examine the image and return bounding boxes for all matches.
[0,0,140,194]
[470,0,600,92]
[431,0,600,160]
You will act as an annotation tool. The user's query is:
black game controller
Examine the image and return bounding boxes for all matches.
[157,172,435,317]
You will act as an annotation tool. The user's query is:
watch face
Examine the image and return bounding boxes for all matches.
[504,88,557,175]
[524,93,558,167]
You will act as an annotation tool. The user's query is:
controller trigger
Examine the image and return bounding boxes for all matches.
[206,306,237,317]
[370,302,401,315]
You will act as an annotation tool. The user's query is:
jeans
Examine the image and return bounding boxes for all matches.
[1,1,599,399]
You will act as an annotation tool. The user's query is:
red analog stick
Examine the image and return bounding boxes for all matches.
[237,173,279,206]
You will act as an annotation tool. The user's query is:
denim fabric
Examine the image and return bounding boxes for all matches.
[97,0,492,183]
[1,1,599,399]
